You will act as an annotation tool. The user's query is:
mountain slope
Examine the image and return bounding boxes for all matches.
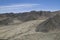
[36,14,60,32]
[0,20,45,40]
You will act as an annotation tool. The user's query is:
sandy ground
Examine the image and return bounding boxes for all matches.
[0,20,46,40]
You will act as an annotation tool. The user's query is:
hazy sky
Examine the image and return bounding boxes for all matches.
[0,0,60,13]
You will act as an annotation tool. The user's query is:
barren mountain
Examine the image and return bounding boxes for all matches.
[0,11,60,40]
[0,11,55,25]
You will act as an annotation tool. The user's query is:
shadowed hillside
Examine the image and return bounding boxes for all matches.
[36,14,60,32]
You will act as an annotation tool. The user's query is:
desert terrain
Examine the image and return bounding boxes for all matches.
[0,11,60,40]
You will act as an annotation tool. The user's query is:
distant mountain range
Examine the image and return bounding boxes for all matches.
[0,11,59,25]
